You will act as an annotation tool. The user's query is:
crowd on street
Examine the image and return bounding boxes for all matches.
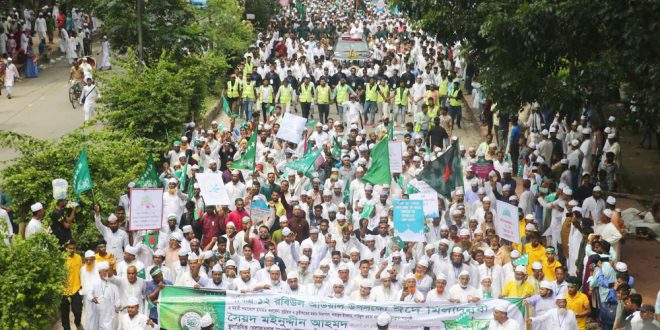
[1,0,659,330]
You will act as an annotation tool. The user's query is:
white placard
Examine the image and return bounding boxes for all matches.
[129,188,164,231]
[196,173,231,206]
[388,141,403,173]
[276,113,307,144]
[410,191,440,218]
[496,200,521,244]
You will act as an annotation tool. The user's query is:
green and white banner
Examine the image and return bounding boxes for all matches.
[159,286,525,329]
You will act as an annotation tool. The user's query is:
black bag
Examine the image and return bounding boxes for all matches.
[81,85,96,104]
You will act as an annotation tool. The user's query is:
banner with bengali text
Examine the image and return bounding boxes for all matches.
[159,286,525,330]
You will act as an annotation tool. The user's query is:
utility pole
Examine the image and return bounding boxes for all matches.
[136,0,144,63]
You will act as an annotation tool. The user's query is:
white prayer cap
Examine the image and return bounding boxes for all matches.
[154,249,165,257]
[182,225,193,234]
[287,271,298,280]
[608,116,616,122]
[188,252,199,260]
[569,200,579,206]
[282,227,292,236]
[97,261,110,271]
[571,139,580,147]
[615,262,628,272]
[338,202,346,208]
[380,272,391,280]
[459,228,470,236]
[451,209,462,216]
[452,246,463,254]
[482,196,491,202]
[168,178,178,184]
[365,183,373,190]
[84,250,95,258]
[459,270,470,277]
[314,269,325,276]
[540,280,553,290]
[30,202,43,212]
[269,264,281,272]
[361,279,374,288]
[191,164,199,170]
[439,238,450,246]
[225,260,236,268]
[564,187,573,195]
[193,183,200,189]
[238,262,250,272]
[127,297,140,306]
[607,133,616,139]
[377,312,392,327]
[455,188,464,195]
[125,245,139,255]
[212,264,223,273]
[509,195,519,201]
[108,213,118,223]
[525,214,535,221]
[412,156,421,162]
[349,247,360,254]
[418,259,429,268]
[425,244,435,251]
[265,251,275,259]
[484,249,495,257]
[436,273,447,281]
[593,185,602,192]
[502,184,511,191]
[540,129,549,136]
[603,209,613,218]
[514,265,526,273]
[242,216,251,223]
[493,301,509,313]
[299,255,309,263]
[279,216,288,223]
[606,196,616,204]
[532,261,543,270]
[555,293,567,301]
[362,250,374,260]
[338,263,349,271]
[332,278,345,287]
[511,250,521,258]
[231,169,240,175]
[481,274,492,281]
[323,190,332,196]
[404,273,416,280]
[171,232,184,242]
[573,206,582,214]
[199,313,213,327]
[391,251,402,258]
[582,128,591,134]
[203,250,213,260]
[178,248,190,256]
[549,126,557,133]
[604,127,612,134]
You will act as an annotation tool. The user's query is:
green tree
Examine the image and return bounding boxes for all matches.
[244,0,279,30]
[0,233,66,329]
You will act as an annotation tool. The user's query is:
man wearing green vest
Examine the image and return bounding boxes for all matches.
[298,76,315,120]
[393,80,411,127]
[448,80,463,129]
[438,70,449,107]
[257,79,274,123]
[242,74,256,122]
[332,78,356,125]
[225,74,242,117]
[377,78,391,126]
[275,79,296,114]
[316,78,331,124]
[363,77,379,126]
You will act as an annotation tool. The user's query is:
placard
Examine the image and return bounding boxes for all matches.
[276,113,307,144]
[248,198,271,224]
[472,157,495,179]
[392,199,425,242]
[129,188,164,231]
[388,141,403,173]
[410,191,440,218]
[495,200,521,244]
[196,173,231,206]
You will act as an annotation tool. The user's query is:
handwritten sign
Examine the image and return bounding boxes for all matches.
[129,188,164,231]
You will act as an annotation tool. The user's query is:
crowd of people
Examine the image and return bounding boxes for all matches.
[2,0,658,329]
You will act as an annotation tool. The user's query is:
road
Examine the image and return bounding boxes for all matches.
[0,55,85,169]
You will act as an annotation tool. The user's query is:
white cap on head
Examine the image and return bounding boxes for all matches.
[238,262,250,272]
[377,312,392,327]
[603,209,613,218]
[511,250,521,258]
[540,280,553,290]
[97,261,110,271]
[515,265,526,273]
[84,250,95,258]
[361,279,374,288]
[593,186,602,192]
[182,225,193,234]
[127,296,140,306]
[484,249,495,257]
[459,228,470,236]
[287,271,298,280]
[269,264,281,272]
[31,202,44,212]
[282,227,292,236]
[556,293,567,301]
[459,270,470,277]
[615,262,628,272]
[494,302,509,313]
[418,259,429,268]
[212,264,223,273]
[606,196,616,204]
[532,261,543,270]
[125,245,139,255]
[452,246,463,254]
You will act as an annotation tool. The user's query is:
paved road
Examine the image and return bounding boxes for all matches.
[0,56,85,168]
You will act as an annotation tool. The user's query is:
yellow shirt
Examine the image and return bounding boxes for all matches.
[524,243,546,274]
[64,253,83,296]
[542,258,562,281]
[96,252,116,270]
[566,291,590,330]
[502,280,536,298]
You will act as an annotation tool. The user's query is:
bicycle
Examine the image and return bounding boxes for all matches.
[69,80,83,109]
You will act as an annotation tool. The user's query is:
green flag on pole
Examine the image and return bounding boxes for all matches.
[343,177,351,205]
[284,148,322,178]
[416,139,464,198]
[512,253,529,266]
[135,155,162,188]
[387,121,394,141]
[222,96,232,116]
[360,203,374,218]
[331,138,341,159]
[362,138,391,185]
[230,130,257,170]
[72,147,93,196]
[296,0,306,20]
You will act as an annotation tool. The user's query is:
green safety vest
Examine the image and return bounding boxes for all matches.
[336,84,349,103]
[227,80,240,98]
[395,87,409,105]
[242,81,255,99]
[317,85,330,104]
[377,85,389,103]
[300,84,313,103]
[259,86,273,103]
[365,84,378,102]
[279,85,293,104]
[449,89,461,107]
[438,78,449,96]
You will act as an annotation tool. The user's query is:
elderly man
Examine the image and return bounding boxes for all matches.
[117,297,158,329]
[448,270,480,303]
[398,273,425,303]
[254,265,287,293]
[479,248,504,298]
[528,293,578,330]
[426,274,449,301]
[502,265,536,298]
[87,261,120,330]
[107,264,146,313]
[372,273,399,302]
[284,272,304,295]
[488,301,521,330]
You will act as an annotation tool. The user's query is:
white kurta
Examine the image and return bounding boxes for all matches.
[161,191,186,228]
[80,84,99,121]
[101,41,112,68]
[530,308,578,330]
[487,318,521,330]
[87,278,120,330]
[95,214,130,262]
[80,266,101,330]
[117,312,159,330]
[25,218,44,238]
[448,284,480,303]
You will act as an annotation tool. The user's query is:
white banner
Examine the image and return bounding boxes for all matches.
[410,191,440,218]
[276,113,307,144]
[388,141,403,173]
[129,188,163,231]
[223,291,526,329]
[496,200,521,244]
[196,173,231,206]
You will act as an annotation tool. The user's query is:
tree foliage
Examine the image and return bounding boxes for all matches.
[244,0,279,30]
[395,0,660,121]
[0,233,66,329]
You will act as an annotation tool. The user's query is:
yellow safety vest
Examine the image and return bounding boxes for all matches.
[299,84,313,103]
[377,85,389,103]
[317,85,330,104]
[395,87,409,105]
[424,90,435,106]
[242,81,255,100]
[259,86,273,103]
[449,89,461,107]
[227,80,240,98]
[365,84,378,102]
[336,84,349,103]
[244,62,253,79]
[279,85,293,104]
[438,78,449,96]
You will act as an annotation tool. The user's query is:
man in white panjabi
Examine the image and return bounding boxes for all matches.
[25,202,46,238]
[107,264,146,314]
[80,76,100,121]
[117,296,159,329]
[448,270,480,303]
[488,301,521,330]
[528,293,578,330]
[80,250,100,330]
[87,261,120,330]
[100,36,112,70]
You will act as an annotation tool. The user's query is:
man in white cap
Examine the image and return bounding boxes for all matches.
[446,246,473,288]
[3,57,19,99]
[448,270,480,303]
[87,261,120,330]
[527,293,577,330]
[398,273,425,302]
[350,279,376,302]
[94,204,129,262]
[117,296,158,329]
[479,249,504,298]
[372,272,399,302]
[116,245,146,280]
[25,202,46,238]
[488,301,520,330]
[525,280,557,328]
[204,264,227,289]
[595,209,623,254]
[107,264,146,314]
[225,170,247,211]
[579,127,593,173]
[277,227,301,271]
[162,178,187,224]
[376,311,392,330]
[581,186,605,223]
[283,271,304,295]
[80,250,100,329]
[235,262,256,293]
[305,269,329,296]
[199,313,213,330]
[426,273,449,301]
[502,265,536,298]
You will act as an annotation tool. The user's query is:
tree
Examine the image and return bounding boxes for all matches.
[0,233,66,329]
[244,0,279,30]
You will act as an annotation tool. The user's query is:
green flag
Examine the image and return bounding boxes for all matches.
[392,236,406,250]
[222,96,232,116]
[331,138,341,159]
[387,121,394,141]
[360,203,374,218]
[230,130,257,170]
[144,233,158,249]
[513,253,529,266]
[296,0,306,20]
[72,147,93,196]
[137,268,146,280]
[135,155,162,188]
[342,177,351,204]
[362,138,391,185]
[284,148,322,178]
[416,139,464,198]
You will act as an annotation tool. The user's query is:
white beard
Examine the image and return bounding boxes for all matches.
[558,308,567,317]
